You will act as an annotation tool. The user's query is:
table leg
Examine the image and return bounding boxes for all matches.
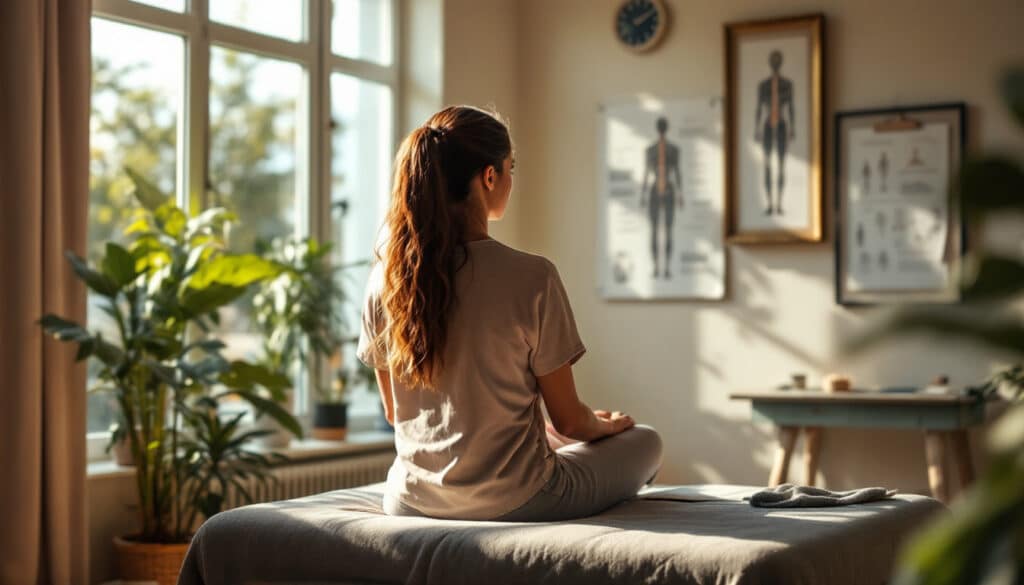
[769,426,799,487]
[924,431,949,503]
[803,426,823,487]
[948,429,974,496]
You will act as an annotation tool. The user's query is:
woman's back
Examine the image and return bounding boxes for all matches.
[358,238,586,519]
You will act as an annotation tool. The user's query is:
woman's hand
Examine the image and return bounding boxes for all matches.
[539,364,637,442]
[594,409,635,436]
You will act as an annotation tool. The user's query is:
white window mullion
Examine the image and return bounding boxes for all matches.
[295,0,330,421]
[93,0,191,33]
[328,54,397,87]
[391,0,404,145]
[207,22,315,65]
[185,0,208,213]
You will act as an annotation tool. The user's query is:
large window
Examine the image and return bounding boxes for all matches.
[88,0,398,447]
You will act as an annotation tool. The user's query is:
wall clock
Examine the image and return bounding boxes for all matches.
[614,0,668,53]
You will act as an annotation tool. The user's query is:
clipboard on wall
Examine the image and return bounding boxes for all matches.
[833,102,967,306]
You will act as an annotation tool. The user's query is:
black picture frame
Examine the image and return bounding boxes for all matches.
[834,102,967,306]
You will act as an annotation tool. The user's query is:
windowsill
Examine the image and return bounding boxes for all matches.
[250,430,395,462]
[87,430,394,479]
[86,460,138,480]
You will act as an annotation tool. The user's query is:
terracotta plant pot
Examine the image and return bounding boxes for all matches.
[312,402,348,441]
[113,535,190,585]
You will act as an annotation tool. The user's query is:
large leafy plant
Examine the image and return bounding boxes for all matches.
[252,236,368,404]
[41,170,301,543]
[849,69,1024,585]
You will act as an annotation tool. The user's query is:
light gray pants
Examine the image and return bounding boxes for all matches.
[495,424,663,522]
[386,425,663,522]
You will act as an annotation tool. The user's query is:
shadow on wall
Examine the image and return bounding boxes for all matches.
[681,243,992,492]
[724,246,831,370]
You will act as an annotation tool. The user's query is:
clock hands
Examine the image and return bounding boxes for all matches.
[632,9,657,26]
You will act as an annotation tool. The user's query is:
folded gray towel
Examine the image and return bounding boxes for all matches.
[747,484,898,508]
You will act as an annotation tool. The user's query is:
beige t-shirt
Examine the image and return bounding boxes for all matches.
[356,239,586,520]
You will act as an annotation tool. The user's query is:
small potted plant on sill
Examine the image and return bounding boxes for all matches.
[312,362,351,440]
[40,170,301,585]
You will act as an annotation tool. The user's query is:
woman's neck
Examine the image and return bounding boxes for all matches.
[464,226,490,242]
[463,192,490,242]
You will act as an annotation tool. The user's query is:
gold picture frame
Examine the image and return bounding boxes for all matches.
[724,14,825,243]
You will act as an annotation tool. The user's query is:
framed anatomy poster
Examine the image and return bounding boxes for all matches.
[835,103,966,305]
[724,13,824,243]
[596,96,726,300]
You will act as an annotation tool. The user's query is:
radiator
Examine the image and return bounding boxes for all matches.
[226,449,395,509]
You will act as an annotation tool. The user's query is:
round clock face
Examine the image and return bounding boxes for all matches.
[615,0,666,52]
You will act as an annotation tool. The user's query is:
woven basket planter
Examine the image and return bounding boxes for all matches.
[113,535,190,585]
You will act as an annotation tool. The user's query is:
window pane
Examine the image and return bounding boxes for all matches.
[131,0,185,12]
[89,18,184,432]
[210,0,305,42]
[209,46,305,366]
[332,0,392,65]
[330,72,392,417]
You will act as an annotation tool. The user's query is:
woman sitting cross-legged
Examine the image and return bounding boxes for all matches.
[357,105,663,522]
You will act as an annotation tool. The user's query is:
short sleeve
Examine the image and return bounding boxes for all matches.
[356,265,388,370]
[529,261,586,377]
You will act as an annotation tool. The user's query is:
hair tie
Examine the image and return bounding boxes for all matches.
[426,126,447,141]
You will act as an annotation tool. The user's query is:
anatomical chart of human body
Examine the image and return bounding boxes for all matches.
[843,122,951,293]
[597,97,725,300]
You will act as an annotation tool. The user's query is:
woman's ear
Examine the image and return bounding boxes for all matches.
[483,165,497,191]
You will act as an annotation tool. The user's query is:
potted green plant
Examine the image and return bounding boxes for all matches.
[40,170,301,585]
[252,237,368,442]
[314,363,352,440]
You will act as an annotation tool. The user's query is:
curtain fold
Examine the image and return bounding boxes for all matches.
[0,1,91,584]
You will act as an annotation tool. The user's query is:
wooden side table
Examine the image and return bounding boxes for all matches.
[729,390,988,503]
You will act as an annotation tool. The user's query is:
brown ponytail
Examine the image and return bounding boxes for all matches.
[379,106,512,388]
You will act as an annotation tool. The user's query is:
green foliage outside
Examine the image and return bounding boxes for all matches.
[89,49,297,431]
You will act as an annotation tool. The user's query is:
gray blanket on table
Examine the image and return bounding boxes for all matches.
[178,483,944,585]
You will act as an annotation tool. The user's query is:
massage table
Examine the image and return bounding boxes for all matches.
[177,483,944,585]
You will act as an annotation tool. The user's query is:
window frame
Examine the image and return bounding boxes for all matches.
[87,0,399,457]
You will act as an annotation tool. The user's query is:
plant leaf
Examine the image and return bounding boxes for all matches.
[231,389,303,438]
[179,284,248,317]
[957,155,1024,216]
[219,361,291,395]
[1000,67,1024,129]
[184,254,282,291]
[155,204,187,239]
[962,255,1024,301]
[101,242,136,287]
[126,167,170,212]
[65,251,119,297]
[845,305,1024,357]
[38,314,91,342]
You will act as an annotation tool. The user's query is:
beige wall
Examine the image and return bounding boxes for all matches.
[441,0,522,243]
[503,0,1024,489]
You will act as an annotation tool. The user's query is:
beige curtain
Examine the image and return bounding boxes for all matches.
[0,1,91,584]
